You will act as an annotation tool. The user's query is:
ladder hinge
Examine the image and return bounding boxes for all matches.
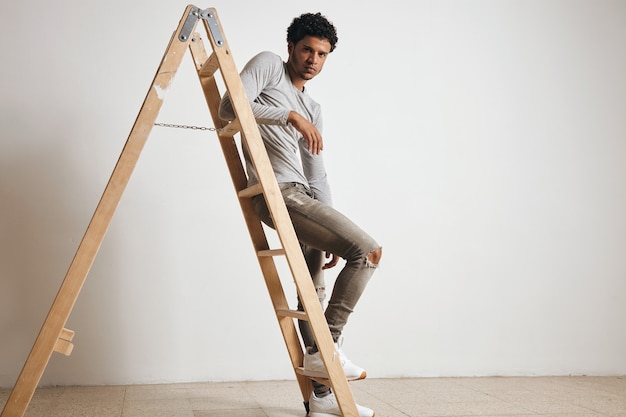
[179,7,201,42]
[179,7,224,47]
[200,9,225,47]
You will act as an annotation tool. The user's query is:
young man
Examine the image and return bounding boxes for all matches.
[219,12,381,417]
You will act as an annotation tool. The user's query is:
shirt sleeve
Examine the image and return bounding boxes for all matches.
[300,113,333,206]
[301,147,333,206]
[219,52,291,125]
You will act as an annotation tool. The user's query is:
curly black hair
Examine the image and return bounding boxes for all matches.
[286,12,338,52]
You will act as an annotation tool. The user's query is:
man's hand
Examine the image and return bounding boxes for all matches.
[288,111,323,154]
[322,252,340,270]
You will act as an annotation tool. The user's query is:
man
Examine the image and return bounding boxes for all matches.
[219,12,381,417]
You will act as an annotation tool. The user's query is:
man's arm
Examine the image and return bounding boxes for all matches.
[219,51,324,155]
[287,111,323,155]
[219,52,290,125]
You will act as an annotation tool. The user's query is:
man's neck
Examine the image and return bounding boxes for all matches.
[286,63,307,92]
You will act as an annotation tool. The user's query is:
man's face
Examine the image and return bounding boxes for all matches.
[287,35,331,83]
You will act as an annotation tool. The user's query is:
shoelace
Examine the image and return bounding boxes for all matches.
[336,347,352,365]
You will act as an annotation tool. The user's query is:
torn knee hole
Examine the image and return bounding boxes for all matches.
[366,247,382,266]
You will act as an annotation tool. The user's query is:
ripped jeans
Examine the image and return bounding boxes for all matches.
[253,182,380,347]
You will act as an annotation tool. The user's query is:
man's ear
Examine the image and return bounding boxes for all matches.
[287,41,294,55]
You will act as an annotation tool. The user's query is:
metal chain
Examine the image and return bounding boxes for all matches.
[154,122,218,131]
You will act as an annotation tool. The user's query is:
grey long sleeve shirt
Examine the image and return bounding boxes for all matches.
[219,51,332,206]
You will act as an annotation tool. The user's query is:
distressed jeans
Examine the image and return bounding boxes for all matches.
[253,182,380,347]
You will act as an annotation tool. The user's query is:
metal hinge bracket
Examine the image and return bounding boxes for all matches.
[179,7,224,47]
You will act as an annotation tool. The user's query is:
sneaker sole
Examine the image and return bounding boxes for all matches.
[310,411,375,417]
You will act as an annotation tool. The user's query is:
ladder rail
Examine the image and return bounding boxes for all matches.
[188,33,313,401]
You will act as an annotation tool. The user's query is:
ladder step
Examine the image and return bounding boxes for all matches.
[59,328,75,341]
[198,51,219,77]
[53,328,75,356]
[219,119,241,137]
[276,309,308,321]
[53,339,74,356]
[295,367,330,385]
[238,183,263,198]
[257,249,285,257]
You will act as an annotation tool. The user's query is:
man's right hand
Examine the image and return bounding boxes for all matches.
[287,111,323,155]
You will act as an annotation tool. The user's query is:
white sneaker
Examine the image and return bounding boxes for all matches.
[309,391,375,417]
[303,337,367,381]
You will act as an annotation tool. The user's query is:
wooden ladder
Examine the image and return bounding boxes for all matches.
[1,5,361,417]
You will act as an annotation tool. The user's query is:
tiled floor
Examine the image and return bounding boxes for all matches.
[1,376,624,417]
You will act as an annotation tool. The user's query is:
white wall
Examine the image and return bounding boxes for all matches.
[1,0,625,387]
